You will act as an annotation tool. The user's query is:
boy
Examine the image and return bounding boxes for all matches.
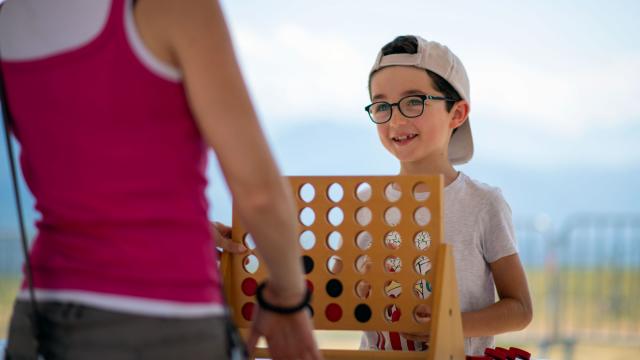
[360,35,532,356]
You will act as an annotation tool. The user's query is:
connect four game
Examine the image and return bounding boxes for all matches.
[222,176,465,359]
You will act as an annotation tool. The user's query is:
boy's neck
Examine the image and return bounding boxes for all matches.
[399,157,460,186]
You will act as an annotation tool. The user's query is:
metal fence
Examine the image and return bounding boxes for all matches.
[504,214,640,359]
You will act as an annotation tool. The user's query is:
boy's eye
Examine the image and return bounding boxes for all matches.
[406,98,423,107]
[373,103,391,113]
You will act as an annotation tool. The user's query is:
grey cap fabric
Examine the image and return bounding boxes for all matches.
[369,36,473,165]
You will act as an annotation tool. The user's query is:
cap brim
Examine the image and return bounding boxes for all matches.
[449,118,473,165]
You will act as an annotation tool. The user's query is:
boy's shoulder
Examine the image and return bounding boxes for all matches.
[456,172,502,194]
[450,172,510,211]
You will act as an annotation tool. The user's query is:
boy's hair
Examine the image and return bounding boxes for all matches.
[379,35,462,112]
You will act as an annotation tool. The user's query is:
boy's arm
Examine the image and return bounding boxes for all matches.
[461,253,533,337]
[401,253,532,342]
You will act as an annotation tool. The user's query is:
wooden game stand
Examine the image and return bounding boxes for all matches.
[221,176,465,360]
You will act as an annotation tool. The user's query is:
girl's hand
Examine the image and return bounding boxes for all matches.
[210,221,247,254]
[247,285,322,359]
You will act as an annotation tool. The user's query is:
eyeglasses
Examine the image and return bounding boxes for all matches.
[364,94,456,124]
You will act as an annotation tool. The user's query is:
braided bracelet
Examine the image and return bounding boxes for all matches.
[255,282,311,314]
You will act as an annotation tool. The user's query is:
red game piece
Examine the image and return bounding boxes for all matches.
[241,302,255,321]
[508,347,531,360]
[325,303,343,322]
[241,277,258,296]
[484,347,507,360]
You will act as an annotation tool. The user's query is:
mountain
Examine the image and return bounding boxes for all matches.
[2,120,639,270]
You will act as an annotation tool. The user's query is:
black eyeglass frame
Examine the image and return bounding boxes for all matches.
[364,94,457,124]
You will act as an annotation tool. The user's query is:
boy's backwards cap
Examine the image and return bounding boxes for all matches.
[369,36,473,165]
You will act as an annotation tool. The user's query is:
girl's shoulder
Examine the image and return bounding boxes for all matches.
[0,0,110,61]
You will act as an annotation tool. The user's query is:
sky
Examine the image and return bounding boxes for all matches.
[218,0,640,168]
[2,0,640,236]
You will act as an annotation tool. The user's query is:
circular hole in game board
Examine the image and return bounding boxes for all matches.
[355,254,372,274]
[413,279,432,300]
[384,182,402,202]
[384,256,402,273]
[384,206,402,226]
[355,280,371,299]
[327,231,343,251]
[299,183,315,203]
[414,255,432,275]
[384,304,402,323]
[242,254,259,274]
[325,279,343,298]
[327,183,344,203]
[414,231,432,251]
[384,230,402,250]
[241,277,258,296]
[307,305,314,318]
[243,233,256,250]
[327,207,344,226]
[327,255,343,274]
[414,206,431,226]
[413,304,432,324]
[354,304,372,323]
[355,231,373,250]
[325,303,343,322]
[306,279,314,293]
[384,280,402,298]
[355,207,372,226]
[302,255,314,274]
[299,207,315,226]
[355,182,372,202]
[299,230,316,250]
[241,302,255,321]
[413,182,431,202]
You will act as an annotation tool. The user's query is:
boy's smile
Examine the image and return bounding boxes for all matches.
[392,133,419,145]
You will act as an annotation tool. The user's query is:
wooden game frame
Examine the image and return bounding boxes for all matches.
[221,176,464,359]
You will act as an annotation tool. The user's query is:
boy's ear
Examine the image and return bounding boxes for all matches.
[450,100,470,130]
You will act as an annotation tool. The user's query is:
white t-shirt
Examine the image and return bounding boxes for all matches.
[360,172,518,355]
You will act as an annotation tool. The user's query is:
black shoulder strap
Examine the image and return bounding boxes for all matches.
[0,52,43,357]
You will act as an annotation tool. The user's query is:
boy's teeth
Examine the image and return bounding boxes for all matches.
[394,134,417,141]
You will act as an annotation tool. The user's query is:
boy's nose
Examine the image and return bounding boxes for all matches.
[389,108,410,127]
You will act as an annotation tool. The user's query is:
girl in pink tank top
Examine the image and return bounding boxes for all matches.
[1,0,320,359]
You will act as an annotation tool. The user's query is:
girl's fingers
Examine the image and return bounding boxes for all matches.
[218,236,247,253]
[210,221,246,253]
[214,221,232,236]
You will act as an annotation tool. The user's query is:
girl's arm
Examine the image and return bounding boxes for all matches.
[133,0,319,358]
[462,253,533,337]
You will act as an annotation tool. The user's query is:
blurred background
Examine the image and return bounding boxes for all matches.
[1,0,639,358]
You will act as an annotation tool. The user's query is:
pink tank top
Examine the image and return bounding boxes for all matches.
[1,0,223,316]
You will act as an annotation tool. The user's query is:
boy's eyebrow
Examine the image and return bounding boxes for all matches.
[371,89,427,102]
[401,89,427,97]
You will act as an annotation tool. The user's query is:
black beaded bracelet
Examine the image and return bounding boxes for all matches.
[255,282,311,314]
